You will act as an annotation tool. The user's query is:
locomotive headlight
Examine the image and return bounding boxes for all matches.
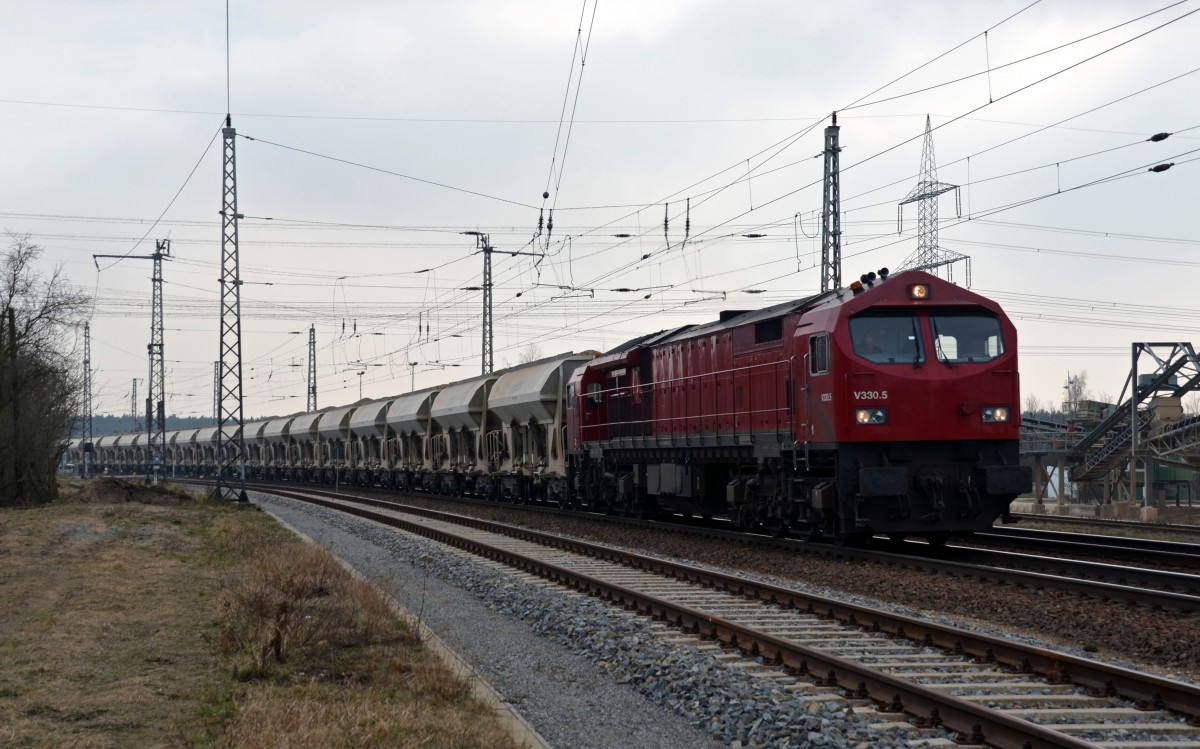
[982,406,1010,423]
[909,284,930,300]
[855,408,888,425]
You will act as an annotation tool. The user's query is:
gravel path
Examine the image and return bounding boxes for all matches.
[251,492,918,749]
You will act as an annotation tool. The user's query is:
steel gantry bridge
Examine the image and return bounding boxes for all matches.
[1020,342,1200,510]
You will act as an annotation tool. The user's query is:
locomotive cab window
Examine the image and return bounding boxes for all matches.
[809,334,829,375]
[930,314,1004,363]
[586,382,603,408]
[849,315,924,364]
[567,384,576,409]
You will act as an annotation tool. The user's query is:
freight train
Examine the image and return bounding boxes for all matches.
[71,269,1032,543]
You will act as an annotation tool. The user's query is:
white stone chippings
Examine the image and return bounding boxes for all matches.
[250,492,929,749]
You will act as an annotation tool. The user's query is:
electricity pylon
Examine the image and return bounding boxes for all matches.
[896,115,969,283]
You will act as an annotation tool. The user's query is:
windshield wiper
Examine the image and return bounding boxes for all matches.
[934,337,955,367]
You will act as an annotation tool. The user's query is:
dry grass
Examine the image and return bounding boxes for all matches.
[0,479,520,749]
[0,482,223,747]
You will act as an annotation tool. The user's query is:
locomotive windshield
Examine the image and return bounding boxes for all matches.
[930,314,1005,363]
[849,315,924,364]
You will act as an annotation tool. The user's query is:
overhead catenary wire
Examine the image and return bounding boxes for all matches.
[300,9,1200,383]
[236,132,538,209]
[69,4,1199,413]
[842,0,1191,111]
[95,122,223,273]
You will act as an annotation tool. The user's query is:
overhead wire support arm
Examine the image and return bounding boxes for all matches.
[462,231,543,376]
[92,239,172,484]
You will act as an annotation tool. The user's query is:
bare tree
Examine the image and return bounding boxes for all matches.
[0,233,91,504]
[1023,393,1042,414]
[1063,371,1091,418]
[517,344,543,365]
[1183,392,1200,416]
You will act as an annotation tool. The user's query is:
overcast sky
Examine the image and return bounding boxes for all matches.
[3,0,1198,420]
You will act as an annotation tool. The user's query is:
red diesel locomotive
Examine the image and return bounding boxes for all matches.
[566,269,1032,543]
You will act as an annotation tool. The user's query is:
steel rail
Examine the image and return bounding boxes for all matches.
[971,527,1200,567]
[178,476,1200,611]
[242,481,1200,742]
[980,526,1200,555]
[936,544,1200,601]
[1010,512,1200,537]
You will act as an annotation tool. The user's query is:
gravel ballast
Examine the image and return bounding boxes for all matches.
[250,491,918,749]
[385,494,1200,682]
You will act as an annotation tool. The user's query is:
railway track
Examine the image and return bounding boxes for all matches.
[242,482,1200,749]
[174,476,1200,612]
[1010,513,1200,539]
[960,525,1200,573]
[967,527,1200,570]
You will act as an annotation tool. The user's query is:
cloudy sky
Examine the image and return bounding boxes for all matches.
[3,0,1197,419]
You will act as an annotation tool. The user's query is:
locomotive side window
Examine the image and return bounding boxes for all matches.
[809,334,829,375]
[586,382,603,407]
[930,314,1005,363]
[567,384,576,409]
[849,315,924,364]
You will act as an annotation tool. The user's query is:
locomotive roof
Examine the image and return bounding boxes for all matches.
[604,292,831,355]
[671,292,831,341]
[604,325,695,355]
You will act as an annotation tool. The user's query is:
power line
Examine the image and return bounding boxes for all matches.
[843,0,1191,111]
[839,0,1043,110]
[236,132,538,209]
[95,123,223,272]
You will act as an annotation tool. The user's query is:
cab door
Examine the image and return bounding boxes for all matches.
[797,331,835,446]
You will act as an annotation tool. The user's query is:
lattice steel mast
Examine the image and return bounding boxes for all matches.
[482,239,493,375]
[146,240,169,484]
[462,231,541,375]
[92,240,171,483]
[82,322,93,478]
[307,324,317,411]
[212,361,219,422]
[819,112,842,292]
[896,115,968,283]
[216,115,248,501]
[130,379,138,432]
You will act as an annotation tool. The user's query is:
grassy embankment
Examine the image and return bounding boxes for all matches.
[0,477,520,748]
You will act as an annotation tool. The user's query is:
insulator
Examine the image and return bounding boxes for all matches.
[538,209,544,233]
[1148,132,1170,142]
[1149,163,1175,173]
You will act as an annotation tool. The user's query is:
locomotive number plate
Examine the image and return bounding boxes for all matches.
[853,390,888,400]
